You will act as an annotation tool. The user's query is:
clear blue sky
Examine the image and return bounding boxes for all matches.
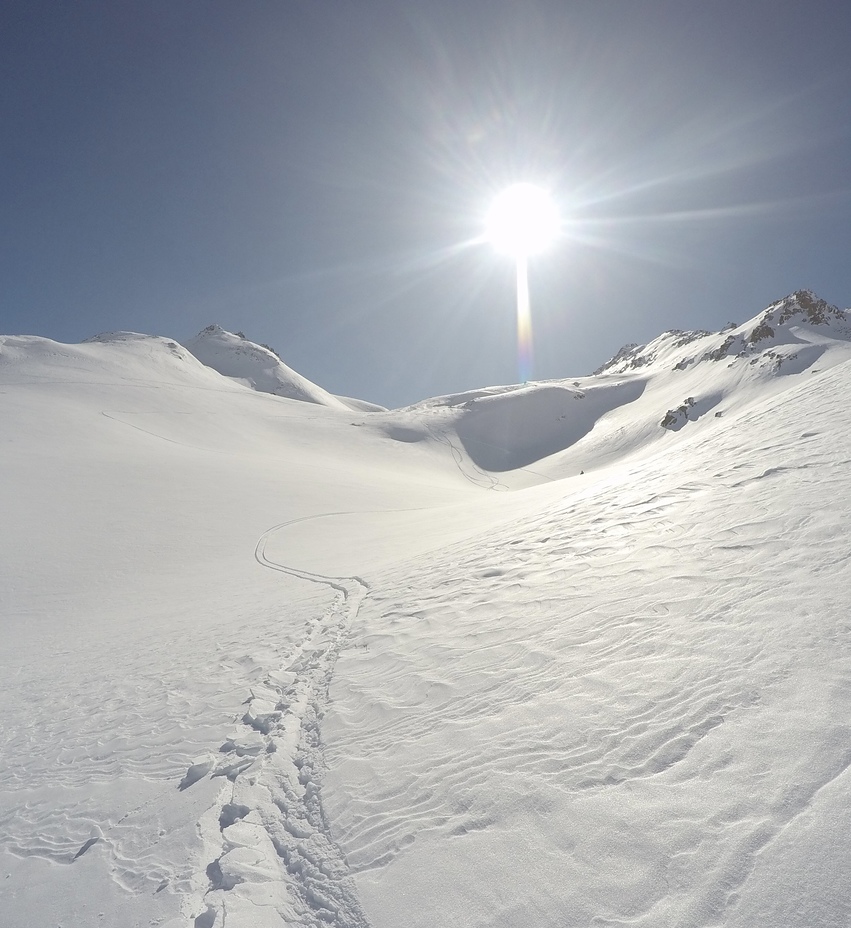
[3,0,850,407]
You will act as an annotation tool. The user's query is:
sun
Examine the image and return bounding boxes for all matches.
[484,183,560,258]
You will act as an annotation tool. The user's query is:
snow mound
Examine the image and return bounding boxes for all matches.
[0,331,225,389]
[84,331,192,352]
[184,325,357,410]
[335,395,387,413]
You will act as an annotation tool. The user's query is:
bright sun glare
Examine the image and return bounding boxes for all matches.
[485,183,560,258]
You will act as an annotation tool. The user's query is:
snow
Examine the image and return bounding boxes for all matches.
[184,324,384,412]
[1,291,850,927]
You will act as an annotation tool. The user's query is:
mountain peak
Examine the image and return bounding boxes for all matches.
[184,325,351,409]
[594,290,849,377]
[761,290,844,328]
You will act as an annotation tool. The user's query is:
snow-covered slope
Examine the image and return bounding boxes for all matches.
[327,353,851,928]
[1,291,850,928]
[361,289,851,484]
[184,324,385,412]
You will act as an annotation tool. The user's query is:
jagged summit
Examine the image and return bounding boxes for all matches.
[595,290,850,377]
[594,328,711,375]
[757,289,846,329]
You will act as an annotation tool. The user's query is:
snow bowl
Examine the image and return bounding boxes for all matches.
[455,379,646,471]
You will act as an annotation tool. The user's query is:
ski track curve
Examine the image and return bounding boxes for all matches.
[181,522,372,928]
[422,419,509,491]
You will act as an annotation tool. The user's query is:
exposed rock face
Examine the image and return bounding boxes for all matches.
[761,290,844,328]
[594,330,711,375]
[661,396,696,431]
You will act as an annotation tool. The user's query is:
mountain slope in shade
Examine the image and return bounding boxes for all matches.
[1,290,850,928]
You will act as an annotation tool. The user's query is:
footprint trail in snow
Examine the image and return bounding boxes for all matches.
[182,526,370,928]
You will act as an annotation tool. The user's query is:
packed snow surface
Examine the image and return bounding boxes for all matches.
[1,291,850,927]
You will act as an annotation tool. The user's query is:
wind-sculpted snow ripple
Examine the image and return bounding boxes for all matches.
[326,588,762,876]
[323,372,851,928]
[0,630,298,875]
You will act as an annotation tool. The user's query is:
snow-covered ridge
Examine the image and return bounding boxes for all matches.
[597,289,851,376]
[357,290,851,483]
[183,325,385,412]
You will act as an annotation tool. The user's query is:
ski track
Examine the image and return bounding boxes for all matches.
[181,526,372,928]
[0,410,442,924]
[423,417,508,491]
[179,408,488,928]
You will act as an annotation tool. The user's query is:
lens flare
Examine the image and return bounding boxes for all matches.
[516,255,533,383]
[485,184,558,382]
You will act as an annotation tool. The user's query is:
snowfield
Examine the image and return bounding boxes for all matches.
[1,291,850,927]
